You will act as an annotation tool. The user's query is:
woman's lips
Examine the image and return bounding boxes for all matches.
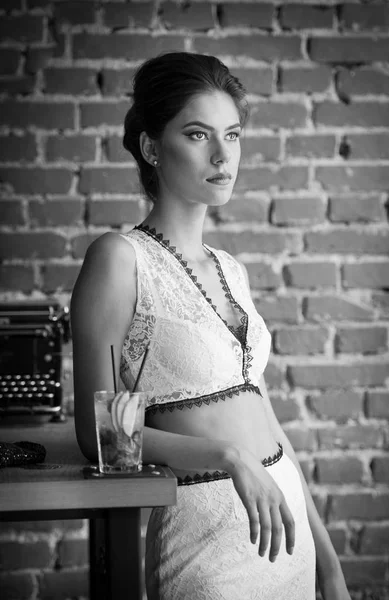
[206,174,232,186]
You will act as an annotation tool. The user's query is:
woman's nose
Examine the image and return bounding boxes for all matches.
[211,140,231,165]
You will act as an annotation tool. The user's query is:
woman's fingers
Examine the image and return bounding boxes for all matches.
[280,501,295,555]
[268,505,283,562]
[257,504,271,556]
[246,501,260,545]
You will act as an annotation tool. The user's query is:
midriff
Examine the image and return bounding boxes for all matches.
[145,389,280,480]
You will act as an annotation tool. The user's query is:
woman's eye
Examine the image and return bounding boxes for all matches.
[188,131,207,141]
[227,132,240,140]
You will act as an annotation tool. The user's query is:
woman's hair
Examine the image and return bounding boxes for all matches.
[123,52,249,203]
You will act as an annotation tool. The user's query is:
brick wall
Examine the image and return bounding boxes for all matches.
[0,0,388,598]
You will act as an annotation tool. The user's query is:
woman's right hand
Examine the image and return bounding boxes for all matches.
[227,446,295,562]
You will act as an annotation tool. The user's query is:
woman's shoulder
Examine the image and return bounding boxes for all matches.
[86,231,136,265]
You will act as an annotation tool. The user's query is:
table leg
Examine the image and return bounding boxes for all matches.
[89,509,142,600]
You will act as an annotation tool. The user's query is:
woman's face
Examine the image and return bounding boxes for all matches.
[155,91,242,208]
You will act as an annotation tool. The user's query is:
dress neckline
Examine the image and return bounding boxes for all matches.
[134,223,248,347]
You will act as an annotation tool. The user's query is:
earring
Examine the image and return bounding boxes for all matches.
[153,159,159,167]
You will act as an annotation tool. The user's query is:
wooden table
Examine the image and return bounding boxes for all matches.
[0,417,177,600]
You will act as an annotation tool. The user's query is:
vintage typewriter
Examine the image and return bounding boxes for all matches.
[0,300,70,419]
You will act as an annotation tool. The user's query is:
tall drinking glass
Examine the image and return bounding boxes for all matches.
[94,390,147,474]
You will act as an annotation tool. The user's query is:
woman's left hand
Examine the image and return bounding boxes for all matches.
[319,571,351,600]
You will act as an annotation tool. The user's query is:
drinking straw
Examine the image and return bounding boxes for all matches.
[132,344,149,393]
[110,344,118,393]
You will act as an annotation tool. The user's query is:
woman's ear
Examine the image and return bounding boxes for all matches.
[139,131,159,166]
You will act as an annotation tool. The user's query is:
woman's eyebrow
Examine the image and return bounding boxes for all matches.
[182,120,241,131]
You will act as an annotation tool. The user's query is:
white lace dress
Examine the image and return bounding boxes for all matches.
[119,225,316,600]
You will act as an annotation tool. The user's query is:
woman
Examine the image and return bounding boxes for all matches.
[71,52,350,600]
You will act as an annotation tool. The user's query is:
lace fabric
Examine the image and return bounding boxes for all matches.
[119,225,272,414]
[146,453,316,600]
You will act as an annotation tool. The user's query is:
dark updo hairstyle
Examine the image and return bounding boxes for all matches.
[123,52,249,203]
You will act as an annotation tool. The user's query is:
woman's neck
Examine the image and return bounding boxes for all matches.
[142,202,209,263]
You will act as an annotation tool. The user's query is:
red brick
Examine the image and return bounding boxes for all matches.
[337,68,389,97]
[245,262,282,290]
[204,230,299,255]
[101,68,135,96]
[263,362,284,388]
[329,195,386,223]
[0,573,35,600]
[371,293,389,318]
[218,195,269,223]
[280,5,334,30]
[231,67,274,96]
[235,166,308,192]
[250,102,307,129]
[309,36,389,63]
[367,391,389,419]
[29,199,84,226]
[254,296,299,324]
[0,101,75,130]
[220,3,273,29]
[285,134,335,158]
[341,558,387,586]
[161,1,214,30]
[0,49,21,75]
[79,167,139,194]
[346,133,389,160]
[46,135,96,162]
[0,232,67,259]
[371,457,389,484]
[73,33,185,60]
[40,567,88,599]
[0,200,25,225]
[0,540,52,569]
[57,538,88,567]
[318,425,383,450]
[289,363,389,389]
[193,35,303,62]
[219,196,269,223]
[306,230,389,256]
[25,41,66,73]
[241,136,280,164]
[283,426,316,452]
[0,75,36,95]
[54,1,96,25]
[330,492,389,520]
[343,262,389,289]
[0,15,44,42]
[105,135,132,163]
[88,199,142,226]
[0,265,35,292]
[316,166,389,193]
[271,196,326,225]
[317,456,364,484]
[274,326,328,355]
[44,68,98,95]
[308,389,364,422]
[359,524,389,554]
[336,326,388,355]
[71,232,102,259]
[271,395,300,423]
[341,4,389,31]
[326,526,347,554]
[42,264,81,293]
[312,493,327,519]
[304,295,374,322]
[315,102,389,128]
[80,101,128,128]
[284,262,337,289]
[0,167,73,194]
[103,2,153,29]
[280,66,332,94]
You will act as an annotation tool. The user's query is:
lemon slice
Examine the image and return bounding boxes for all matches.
[116,391,129,429]
[110,391,123,432]
[121,394,138,437]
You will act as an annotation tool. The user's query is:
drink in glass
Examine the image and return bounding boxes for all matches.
[94,390,147,473]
